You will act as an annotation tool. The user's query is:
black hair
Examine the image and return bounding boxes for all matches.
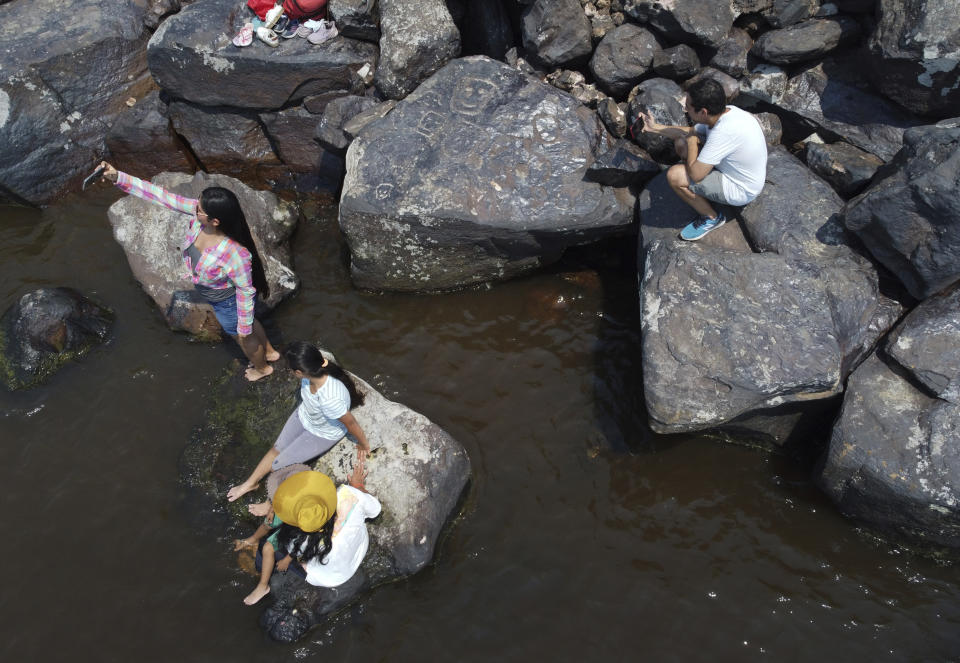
[200,187,270,299]
[686,78,727,116]
[284,341,366,409]
[275,518,335,566]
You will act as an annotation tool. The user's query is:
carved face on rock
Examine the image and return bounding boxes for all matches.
[451,77,498,116]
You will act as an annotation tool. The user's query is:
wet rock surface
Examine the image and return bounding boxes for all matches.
[375,0,460,99]
[1,287,113,390]
[843,121,960,300]
[818,351,960,547]
[106,172,299,339]
[180,358,470,642]
[339,56,634,292]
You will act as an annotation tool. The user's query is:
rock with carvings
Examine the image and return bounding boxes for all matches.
[147,0,376,109]
[339,56,634,292]
[107,172,299,339]
[626,78,687,162]
[0,0,155,205]
[817,350,960,548]
[375,0,460,99]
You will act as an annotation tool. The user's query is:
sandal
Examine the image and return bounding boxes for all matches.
[256,26,279,47]
[232,22,254,47]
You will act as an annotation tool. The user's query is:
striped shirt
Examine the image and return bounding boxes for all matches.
[115,172,256,335]
[298,377,350,440]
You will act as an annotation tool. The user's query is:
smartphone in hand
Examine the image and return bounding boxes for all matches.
[82,165,106,190]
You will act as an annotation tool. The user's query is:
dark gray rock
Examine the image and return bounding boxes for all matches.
[640,243,893,437]
[314,95,381,153]
[0,0,154,205]
[144,0,182,31]
[651,44,700,81]
[329,0,380,42]
[863,0,960,118]
[260,107,346,186]
[375,0,460,99]
[106,91,195,176]
[709,28,754,79]
[777,60,917,161]
[521,0,593,68]
[818,351,960,548]
[597,98,628,138]
[751,16,860,65]
[844,121,960,299]
[683,67,740,102]
[626,78,687,162]
[804,141,883,197]
[763,0,821,27]
[887,284,960,404]
[107,172,299,339]
[832,0,875,11]
[168,102,280,183]
[737,64,787,106]
[755,111,783,145]
[623,0,735,49]
[586,139,661,187]
[0,288,113,391]
[458,0,515,60]
[147,0,376,109]
[339,56,635,291]
[342,100,397,139]
[181,358,470,642]
[589,24,660,97]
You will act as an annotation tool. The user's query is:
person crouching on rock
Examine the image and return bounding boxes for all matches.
[239,458,380,602]
[227,341,371,502]
[636,78,768,242]
[99,162,279,381]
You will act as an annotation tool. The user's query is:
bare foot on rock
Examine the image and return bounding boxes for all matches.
[245,364,273,382]
[265,350,280,362]
[243,584,270,605]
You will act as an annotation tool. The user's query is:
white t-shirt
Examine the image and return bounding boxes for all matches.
[297,377,350,440]
[695,106,768,206]
[302,485,382,588]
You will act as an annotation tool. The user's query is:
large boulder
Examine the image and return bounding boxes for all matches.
[589,24,660,98]
[886,283,960,405]
[180,359,470,642]
[329,0,381,43]
[521,0,593,68]
[622,0,736,49]
[339,56,635,292]
[105,90,195,176]
[843,120,960,300]
[818,351,960,547]
[626,78,687,162]
[260,106,345,182]
[0,288,113,390]
[375,0,460,99]
[314,95,382,154]
[863,0,960,119]
[106,172,299,339]
[751,16,860,65]
[763,0,821,27]
[776,60,918,161]
[0,0,155,205]
[709,28,754,79]
[804,140,883,198]
[147,0,376,109]
[652,44,700,81]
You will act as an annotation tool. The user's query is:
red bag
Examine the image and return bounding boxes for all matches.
[246,0,274,20]
[282,0,327,20]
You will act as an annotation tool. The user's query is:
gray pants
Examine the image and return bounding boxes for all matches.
[271,410,341,470]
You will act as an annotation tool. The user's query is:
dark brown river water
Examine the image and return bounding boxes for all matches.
[2,189,959,662]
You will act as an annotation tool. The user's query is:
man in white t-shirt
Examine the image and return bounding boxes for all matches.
[638,78,768,241]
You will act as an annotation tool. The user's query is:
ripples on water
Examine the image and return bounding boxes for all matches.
[1,191,958,662]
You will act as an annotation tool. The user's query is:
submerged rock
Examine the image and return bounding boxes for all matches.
[106,172,298,339]
[1,288,113,390]
[180,358,470,642]
[339,56,634,292]
[818,351,960,548]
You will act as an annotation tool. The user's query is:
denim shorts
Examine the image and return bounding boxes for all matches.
[209,297,239,336]
[688,170,731,205]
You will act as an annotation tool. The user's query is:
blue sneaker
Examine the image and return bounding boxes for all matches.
[680,211,726,241]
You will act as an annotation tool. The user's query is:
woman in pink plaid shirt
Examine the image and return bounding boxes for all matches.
[100,161,279,381]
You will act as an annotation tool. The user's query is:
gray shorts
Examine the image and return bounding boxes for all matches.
[271,410,341,471]
[688,170,731,205]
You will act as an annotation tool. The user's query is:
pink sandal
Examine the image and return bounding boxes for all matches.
[232,22,254,47]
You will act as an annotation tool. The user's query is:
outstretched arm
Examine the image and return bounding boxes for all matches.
[636,110,698,141]
[100,161,198,216]
[339,411,371,457]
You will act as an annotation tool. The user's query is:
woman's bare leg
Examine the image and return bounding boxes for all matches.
[244,541,275,605]
[254,319,280,362]
[227,447,280,501]
[238,323,274,381]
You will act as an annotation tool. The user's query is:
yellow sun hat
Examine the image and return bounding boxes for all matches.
[272,470,337,532]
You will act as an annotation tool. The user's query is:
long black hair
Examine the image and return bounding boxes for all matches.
[200,187,269,299]
[284,341,365,409]
[275,518,335,566]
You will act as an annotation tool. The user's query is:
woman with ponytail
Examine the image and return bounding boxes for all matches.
[100,161,279,381]
[227,341,371,502]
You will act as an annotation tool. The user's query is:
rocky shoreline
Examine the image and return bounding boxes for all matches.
[2,0,960,636]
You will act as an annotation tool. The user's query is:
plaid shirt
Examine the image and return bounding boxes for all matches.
[116,172,256,335]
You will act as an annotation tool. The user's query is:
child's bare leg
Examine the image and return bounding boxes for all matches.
[244,541,275,605]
